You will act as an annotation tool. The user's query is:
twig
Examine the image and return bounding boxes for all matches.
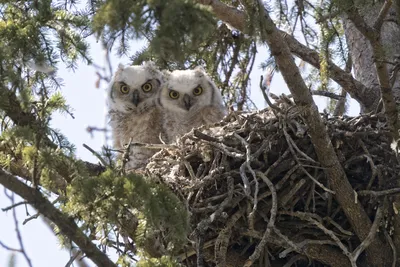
[193,137,245,159]
[287,90,345,100]
[127,142,177,150]
[259,75,281,114]
[384,230,397,267]
[234,133,258,227]
[358,139,378,189]
[283,125,334,194]
[281,211,354,265]
[351,205,383,262]
[243,171,278,266]
[282,254,308,267]
[183,159,197,180]
[2,201,28,212]
[7,192,33,267]
[0,169,118,267]
[279,239,336,258]
[345,0,400,147]
[23,212,40,225]
[282,126,318,164]
[83,143,108,167]
[235,138,252,197]
[196,0,373,110]
[0,241,22,252]
[323,217,354,236]
[65,249,83,267]
[121,138,133,172]
[389,63,400,88]
[373,0,393,30]
[358,188,400,197]
[215,207,245,266]
[279,179,306,207]
[178,239,216,261]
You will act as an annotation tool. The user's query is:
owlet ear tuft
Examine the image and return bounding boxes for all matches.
[143,60,161,77]
[143,60,156,68]
[118,63,125,70]
[194,66,206,77]
[161,69,171,82]
[113,63,125,80]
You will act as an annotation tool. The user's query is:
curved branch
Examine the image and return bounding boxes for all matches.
[0,168,117,267]
[197,0,374,111]
[252,1,389,266]
[342,0,400,141]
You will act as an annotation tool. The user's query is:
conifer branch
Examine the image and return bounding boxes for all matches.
[0,168,117,267]
[0,86,57,149]
[251,1,389,266]
[196,0,375,111]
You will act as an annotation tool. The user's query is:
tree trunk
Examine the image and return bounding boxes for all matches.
[344,2,400,264]
[343,1,400,112]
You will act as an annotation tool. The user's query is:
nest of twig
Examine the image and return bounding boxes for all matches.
[147,97,399,267]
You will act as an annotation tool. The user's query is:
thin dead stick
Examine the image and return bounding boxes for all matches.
[358,188,400,197]
[243,171,278,266]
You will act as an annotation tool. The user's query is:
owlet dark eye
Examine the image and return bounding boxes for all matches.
[193,86,203,96]
[120,84,129,94]
[142,82,152,92]
[169,90,180,99]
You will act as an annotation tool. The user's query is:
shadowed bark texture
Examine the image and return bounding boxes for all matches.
[147,99,398,267]
[344,1,400,112]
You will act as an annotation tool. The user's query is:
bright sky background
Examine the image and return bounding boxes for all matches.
[0,31,361,267]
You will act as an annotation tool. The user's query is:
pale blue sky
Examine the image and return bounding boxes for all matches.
[0,33,360,267]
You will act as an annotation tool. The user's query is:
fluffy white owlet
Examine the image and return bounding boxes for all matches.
[160,66,226,143]
[107,61,165,170]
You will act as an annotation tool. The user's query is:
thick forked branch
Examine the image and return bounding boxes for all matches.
[252,1,388,266]
[0,169,117,267]
[340,1,400,262]
[279,31,372,109]
[341,0,400,141]
[196,0,374,111]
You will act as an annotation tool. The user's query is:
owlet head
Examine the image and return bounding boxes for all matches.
[107,61,163,114]
[160,66,223,113]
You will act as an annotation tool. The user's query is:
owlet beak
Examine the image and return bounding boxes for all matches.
[183,93,192,110]
[132,90,140,106]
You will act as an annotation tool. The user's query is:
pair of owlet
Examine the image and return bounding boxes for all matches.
[107,61,226,170]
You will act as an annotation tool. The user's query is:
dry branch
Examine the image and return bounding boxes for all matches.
[148,102,398,266]
[0,169,117,267]
[342,0,400,142]
[196,0,374,111]
[252,3,389,266]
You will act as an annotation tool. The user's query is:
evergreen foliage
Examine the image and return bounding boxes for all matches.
[1,0,400,266]
[66,168,189,260]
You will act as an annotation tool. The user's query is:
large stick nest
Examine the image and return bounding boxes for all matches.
[147,97,399,267]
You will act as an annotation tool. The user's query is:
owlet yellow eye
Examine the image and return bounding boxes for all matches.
[169,90,180,99]
[142,82,152,92]
[193,86,203,96]
[120,84,129,94]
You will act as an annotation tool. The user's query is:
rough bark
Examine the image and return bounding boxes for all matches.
[342,2,400,262]
[256,2,390,266]
[343,0,400,112]
[341,0,400,140]
[196,1,392,266]
[196,0,373,111]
